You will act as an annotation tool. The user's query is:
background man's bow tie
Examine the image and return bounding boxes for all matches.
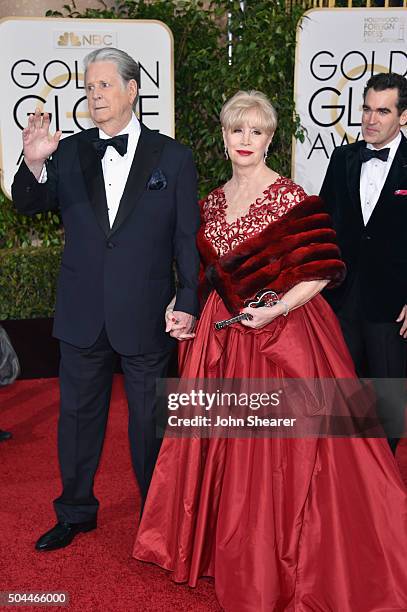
[360,146,390,163]
[93,134,129,159]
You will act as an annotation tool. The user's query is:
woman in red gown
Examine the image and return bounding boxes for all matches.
[134,91,407,611]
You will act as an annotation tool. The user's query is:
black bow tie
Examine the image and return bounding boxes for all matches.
[93,134,129,159]
[360,146,390,163]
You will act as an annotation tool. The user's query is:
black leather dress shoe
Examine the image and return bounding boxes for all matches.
[0,429,12,442]
[35,518,97,551]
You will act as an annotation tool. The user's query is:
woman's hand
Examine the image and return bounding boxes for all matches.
[165,298,196,341]
[168,311,196,340]
[240,303,284,329]
[239,279,330,329]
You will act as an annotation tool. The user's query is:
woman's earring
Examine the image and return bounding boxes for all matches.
[263,148,269,163]
[224,145,229,160]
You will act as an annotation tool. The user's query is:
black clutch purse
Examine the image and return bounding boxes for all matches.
[0,325,20,386]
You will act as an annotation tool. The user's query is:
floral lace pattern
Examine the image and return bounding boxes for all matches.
[202,176,307,256]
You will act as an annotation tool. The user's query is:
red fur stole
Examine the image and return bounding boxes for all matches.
[197,195,346,315]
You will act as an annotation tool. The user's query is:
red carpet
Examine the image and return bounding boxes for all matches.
[0,377,221,612]
[1,377,406,612]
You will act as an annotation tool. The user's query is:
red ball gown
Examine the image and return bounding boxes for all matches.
[134,178,407,611]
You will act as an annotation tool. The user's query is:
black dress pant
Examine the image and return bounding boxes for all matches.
[338,316,405,377]
[336,279,406,441]
[53,327,172,523]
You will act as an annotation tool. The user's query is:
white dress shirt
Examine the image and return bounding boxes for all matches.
[99,114,140,227]
[39,114,141,228]
[360,132,401,225]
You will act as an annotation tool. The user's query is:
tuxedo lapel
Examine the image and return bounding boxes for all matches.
[366,134,407,228]
[382,133,407,193]
[78,129,110,236]
[109,125,165,237]
[345,142,364,220]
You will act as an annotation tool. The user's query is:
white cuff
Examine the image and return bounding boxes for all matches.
[38,164,47,183]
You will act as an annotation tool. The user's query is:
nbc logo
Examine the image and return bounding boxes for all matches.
[54,31,116,49]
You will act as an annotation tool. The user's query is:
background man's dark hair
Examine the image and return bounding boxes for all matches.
[363,72,407,116]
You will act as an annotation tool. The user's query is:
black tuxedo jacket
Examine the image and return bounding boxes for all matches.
[320,134,407,322]
[12,124,200,354]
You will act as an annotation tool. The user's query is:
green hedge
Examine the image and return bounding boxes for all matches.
[0,0,305,319]
[0,246,62,319]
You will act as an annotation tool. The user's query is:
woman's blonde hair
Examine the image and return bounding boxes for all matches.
[220,90,278,135]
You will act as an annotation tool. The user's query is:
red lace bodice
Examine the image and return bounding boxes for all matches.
[202,176,307,256]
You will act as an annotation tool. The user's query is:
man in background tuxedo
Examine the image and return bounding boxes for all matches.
[12,48,200,550]
[320,72,407,450]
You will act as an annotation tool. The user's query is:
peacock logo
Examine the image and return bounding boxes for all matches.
[57,32,81,47]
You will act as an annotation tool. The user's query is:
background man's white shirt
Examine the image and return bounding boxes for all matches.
[360,132,401,225]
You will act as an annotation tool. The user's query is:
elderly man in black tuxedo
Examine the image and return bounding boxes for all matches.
[12,48,200,550]
[320,72,407,450]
